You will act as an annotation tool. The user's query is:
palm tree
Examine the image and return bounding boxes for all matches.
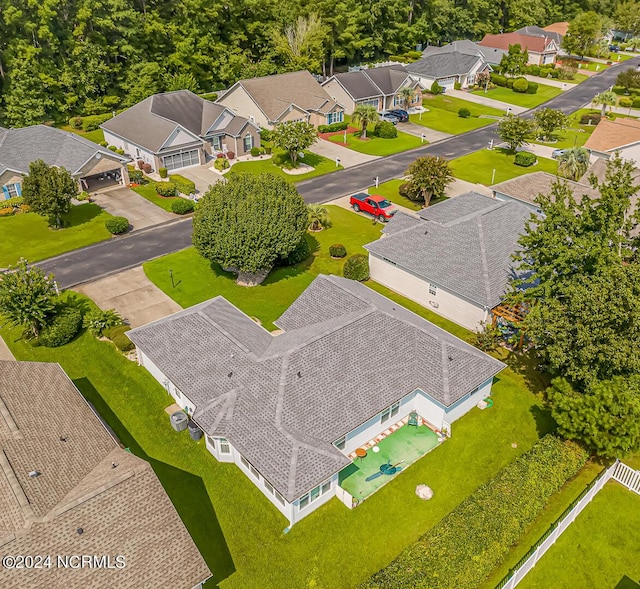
[558,147,590,181]
[307,204,330,231]
[592,91,617,116]
[351,104,379,139]
[398,86,416,110]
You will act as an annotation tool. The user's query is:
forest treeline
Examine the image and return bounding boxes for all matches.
[0,0,623,126]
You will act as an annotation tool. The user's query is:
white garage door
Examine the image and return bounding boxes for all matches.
[162,150,200,171]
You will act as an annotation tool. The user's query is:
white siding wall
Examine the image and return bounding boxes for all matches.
[322,79,357,114]
[444,378,493,423]
[290,474,339,526]
[103,130,156,168]
[369,254,488,330]
[414,393,446,429]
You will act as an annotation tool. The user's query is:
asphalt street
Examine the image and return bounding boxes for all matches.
[37,55,639,287]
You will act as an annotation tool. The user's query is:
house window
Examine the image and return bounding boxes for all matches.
[326,111,344,125]
[298,479,331,510]
[334,436,346,450]
[381,401,400,423]
[243,134,253,152]
[210,136,222,151]
[207,436,216,449]
[321,480,331,494]
[219,438,231,454]
[4,183,19,198]
[264,480,274,494]
[300,495,309,510]
[357,98,379,109]
[393,94,404,106]
[274,490,285,505]
[240,455,249,468]
[250,465,260,479]
[429,283,437,296]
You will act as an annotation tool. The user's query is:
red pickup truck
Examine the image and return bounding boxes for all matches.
[350,193,398,222]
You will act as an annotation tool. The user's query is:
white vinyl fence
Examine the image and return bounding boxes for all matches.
[497,460,640,589]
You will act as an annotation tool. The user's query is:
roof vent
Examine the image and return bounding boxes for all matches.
[424,229,428,235]
[228,371,233,378]
[28,470,41,478]
[77,528,84,535]
[297,371,302,379]
[111,462,118,469]
[59,436,68,442]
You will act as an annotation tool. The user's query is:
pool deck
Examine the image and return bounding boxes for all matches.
[339,425,440,501]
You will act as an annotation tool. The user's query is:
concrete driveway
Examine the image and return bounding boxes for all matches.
[177,165,222,195]
[91,187,173,230]
[309,138,380,168]
[75,267,181,328]
[396,122,452,143]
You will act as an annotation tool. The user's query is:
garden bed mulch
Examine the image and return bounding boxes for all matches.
[318,126,360,146]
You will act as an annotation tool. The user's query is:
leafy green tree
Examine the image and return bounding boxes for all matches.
[22,160,77,228]
[165,72,200,93]
[269,121,317,168]
[192,173,308,274]
[307,204,330,231]
[405,156,453,207]
[0,259,57,338]
[351,104,379,139]
[274,14,325,73]
[614,0,640,37]
[557,147,590,181]
[562,11,605,58]
[120,62,165,107]
[500,44,528,77]
[497,114,535,152]
[592,90,618,116]
[534,108,569,141]
[616,68,640,92]
[398,86,416,109]
[548,376,640,458]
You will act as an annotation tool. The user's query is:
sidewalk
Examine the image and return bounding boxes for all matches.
[525,75,571,89]
[446,89,527,114]
[396,122,452,142]
[309,138,380,168]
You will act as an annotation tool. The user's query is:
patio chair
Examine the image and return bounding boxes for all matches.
[408,411,419,428]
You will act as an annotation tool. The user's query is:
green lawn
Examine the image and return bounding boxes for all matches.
[131,183,182,212]
[0,295,555,589]
[532,114,597,149]
[450,148,558,185]
[144,205,384,329]
[60,124,105,145]
[559,72,589,84]
[328,127,423,156]
[471,84,562,108]
[517,482,640,589]
[410,95,504,134]
[576,60,610,72]
[228,149,342,182]
[0,205,113,266]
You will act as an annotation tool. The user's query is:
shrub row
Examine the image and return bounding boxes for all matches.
[0,196,24,209]
[580,112,601,125]
[343,254,369,281]
[39,306,83,348]
[105,325,134,352]
[360,435,588,589]
[169,174,196,195]
[317,121,349,133]
[69,112,115,132]
[515,151,537,167]
[490,74,538,94]
[155,181,178,197]
[171,198,195,214]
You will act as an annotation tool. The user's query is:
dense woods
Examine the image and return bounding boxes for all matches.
[0,0,625,126]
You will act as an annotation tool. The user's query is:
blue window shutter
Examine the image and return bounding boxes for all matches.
[1,185,9,200]
[15,183,22,197]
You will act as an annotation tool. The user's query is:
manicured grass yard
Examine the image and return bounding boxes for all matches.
[328,126,423,156]
[60,124,105,145]
[410,95,504,134]
[533,113,597,149]
[0,205,113,266]
[472,84,562,109]
[228,149,342,182]
[450,148,558,185]
[131,183,183,212]
[517,482,640,589]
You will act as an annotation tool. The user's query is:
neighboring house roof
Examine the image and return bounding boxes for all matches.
[365,192,531,309]
[101,90,255,153]
[422,39,485,58]
[232,70,341,121]
[406,52,486,79]
[128,275,504,502]
[479,32,557,54]
[0,361,210,589]
[0,125,128,178]
[580,157,640,186]
[324,65,418,100]
[516,25,563,46]
[492,171,601,206]
[544,22,570,37]
[584,118,640,153]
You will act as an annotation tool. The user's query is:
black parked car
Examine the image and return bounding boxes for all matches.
[388,109,409,122]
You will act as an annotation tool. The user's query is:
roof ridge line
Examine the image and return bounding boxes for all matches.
[476,215,493,305]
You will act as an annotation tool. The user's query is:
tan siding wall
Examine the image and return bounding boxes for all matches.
[0,171,24,187]
[322,80,357,114]
[217,87,271,128]
[279,106,309,124]
[369,255,487,330]
[77,156,126,177]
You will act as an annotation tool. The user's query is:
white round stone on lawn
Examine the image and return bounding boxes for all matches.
[415,484,433,500]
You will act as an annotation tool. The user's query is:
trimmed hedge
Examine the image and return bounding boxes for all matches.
[329,243,347,258]
[343,254,369,281]
[373,121,398,139]
[0,196,24,210]
[491,73,507,87]
[360,435,588,589]
[155,181,178,197]
[171,198,195,214]
[580,112,601,125]
[250,146,261,157]
[169,174,196,195]
[527,81,539,94]
[318,121,349,133]
[430,81,442,95]
[199,91,218,101]
[159,167,168,178]
[515,151,537,167]
[513,78,528,93]
[80,112,113,132]
[458,107,471,118]
[214,158,230,171]
[105,216,129,234]
[39,307,83,348]
[108,325,134,352]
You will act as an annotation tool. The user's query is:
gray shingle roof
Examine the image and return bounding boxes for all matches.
[0,361,210,588]
[327,65,415,100]
[129,276,504,501]
[366,192,531,308]
[381,211,421,235]
[517,25,563,45]
[422,40,484,58]
[407,52,485,78]
[101,90,253,152]
[0,126,128,177]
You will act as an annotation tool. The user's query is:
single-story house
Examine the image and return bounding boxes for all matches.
[407,41,492,90]
[0,360,211,589]
[479,32,559,65]
[365,192,531,330]
[491,171,600,213]
[128,275,504,527]
[517,25,564,47]
[321,65,423,114]
[217,70,344,129]
[584,117,640,161]
[543,22,570,39]
[101,90,260,173]
[0,125,130,198]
